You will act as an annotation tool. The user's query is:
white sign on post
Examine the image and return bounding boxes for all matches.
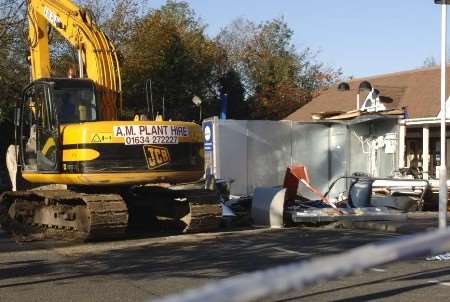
[113,125,189,145]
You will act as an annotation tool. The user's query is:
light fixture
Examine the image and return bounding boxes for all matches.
[358,81,372,92]
[192,95,202,121]
[337,82,350,91]
[192,95,202,107]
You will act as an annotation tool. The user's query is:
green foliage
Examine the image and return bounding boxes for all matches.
[51,0,142,77]
[122,1,222,121]
[0,0,28,122]
[0,0,341,122]
[219,70,247,119]
[217,17,341,120]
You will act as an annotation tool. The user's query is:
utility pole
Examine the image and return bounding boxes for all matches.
[435,0,449,229]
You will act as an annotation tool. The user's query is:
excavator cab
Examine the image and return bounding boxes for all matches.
[18,78,96,173]
[51,79,97,124]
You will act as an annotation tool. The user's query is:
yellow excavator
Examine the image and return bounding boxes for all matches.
[0,0,221,241]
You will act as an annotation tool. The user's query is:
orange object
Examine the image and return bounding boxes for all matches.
[283,165,311,202]
[283,165,341,212]
[67,67,76,78]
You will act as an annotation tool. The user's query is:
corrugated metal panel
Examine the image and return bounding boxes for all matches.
[204,116,400,198]
[329,124,349,198]
[292,123,330,199]
[246,121,292,195]
[215,120,249,195]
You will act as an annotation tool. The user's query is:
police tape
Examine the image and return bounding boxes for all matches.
[150,227,450,302]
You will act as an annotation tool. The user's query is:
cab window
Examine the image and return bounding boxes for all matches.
[53,86,96,124]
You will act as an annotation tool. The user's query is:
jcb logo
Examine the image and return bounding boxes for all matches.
[143,146,171,169]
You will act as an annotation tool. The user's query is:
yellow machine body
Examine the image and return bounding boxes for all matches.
[21,120,204,186]
[20,0,205,188]
[0,0,221,243]
[28,0,122,119]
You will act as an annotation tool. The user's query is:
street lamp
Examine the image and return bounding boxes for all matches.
[192,95,202,122]
[435,0,448,229]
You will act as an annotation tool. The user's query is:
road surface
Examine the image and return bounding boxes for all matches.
[1,216,450,302]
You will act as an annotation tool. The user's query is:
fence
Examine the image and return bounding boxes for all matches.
[204,116,400,200]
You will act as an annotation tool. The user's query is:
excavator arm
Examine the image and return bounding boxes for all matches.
[27,0,122,120]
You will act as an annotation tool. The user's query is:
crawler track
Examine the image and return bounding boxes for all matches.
[0,190,128,241]
[181,189,223,233]
[183,202,222,233]
[128,186,223,234]
[0,188,222,242]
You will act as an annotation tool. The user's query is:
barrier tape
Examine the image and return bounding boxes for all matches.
[151,228,450,302]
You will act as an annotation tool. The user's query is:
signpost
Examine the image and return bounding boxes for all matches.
[203,121,213,152]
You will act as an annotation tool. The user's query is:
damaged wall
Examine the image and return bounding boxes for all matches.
[204,116,399,198]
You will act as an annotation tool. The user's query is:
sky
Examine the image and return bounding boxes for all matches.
[146,0,444,79]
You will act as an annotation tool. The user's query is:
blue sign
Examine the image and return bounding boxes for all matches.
[203,121,213,151]
[220,93,227,120]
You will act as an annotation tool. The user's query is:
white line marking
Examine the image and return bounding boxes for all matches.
[371,268,386,272]
[272,247,310,256]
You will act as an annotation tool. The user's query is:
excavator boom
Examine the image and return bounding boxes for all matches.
[28,0,122,119]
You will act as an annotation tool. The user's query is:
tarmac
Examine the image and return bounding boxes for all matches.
[0,213,450,302]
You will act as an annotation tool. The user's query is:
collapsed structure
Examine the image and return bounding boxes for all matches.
[288,66,450,182]
[204,67,450,226]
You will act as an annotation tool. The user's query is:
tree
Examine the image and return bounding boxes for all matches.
[0,0,342,123]
[0,0,144,121]
[219,69,247,119]
[217,18,341,120]
[122,1,222,121]
[50,0,142,77]
[422,56,437,68]
[0,0,28,122]
[75,0,142,47]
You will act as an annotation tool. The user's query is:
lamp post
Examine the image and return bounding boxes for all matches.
[192,95,202,122]
[145,79,154,120]
[435,0,448,229]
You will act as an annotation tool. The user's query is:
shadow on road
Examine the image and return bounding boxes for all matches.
[275,265,450,301]
[0,228,399,290]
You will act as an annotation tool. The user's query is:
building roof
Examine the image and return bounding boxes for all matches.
[285,66,450,122]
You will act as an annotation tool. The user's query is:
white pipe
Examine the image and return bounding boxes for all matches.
[439,3,448,229]
[404,114,450,126]
[78,48,84,78]
[399,125,406,168]
[423,127,430,180]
